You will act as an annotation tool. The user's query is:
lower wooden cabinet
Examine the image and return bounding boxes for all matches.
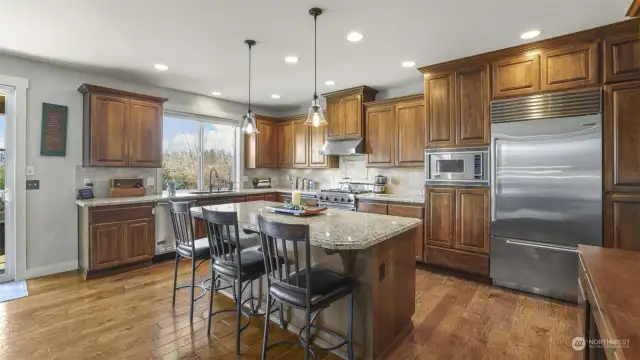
[246,194,266,202]
[357,202,388,215]
[90,221,124,270]
[122,218,155,264]
[425,186,490,276]
[265,194,277,202]
[605,193,640,251]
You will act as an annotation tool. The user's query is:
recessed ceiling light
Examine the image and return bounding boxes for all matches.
[325,80,336,86]
[271,94,281,99]
[212,91,222,96]
[347,32,364,42]
[402,61,416,68]
[520,30,541,40]
[285,56,299,63]
[154,64,168,71]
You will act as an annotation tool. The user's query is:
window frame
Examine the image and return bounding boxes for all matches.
[162,110,240,191]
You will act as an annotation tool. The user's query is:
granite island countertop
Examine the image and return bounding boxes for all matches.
[191,201,422,250]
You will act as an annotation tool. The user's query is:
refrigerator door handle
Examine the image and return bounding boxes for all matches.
[505,239,579,253]
[490,137,497,222]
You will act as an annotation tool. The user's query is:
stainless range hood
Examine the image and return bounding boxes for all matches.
[319,138,364,156]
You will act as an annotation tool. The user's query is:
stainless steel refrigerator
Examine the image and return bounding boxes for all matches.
[489,88,602,303]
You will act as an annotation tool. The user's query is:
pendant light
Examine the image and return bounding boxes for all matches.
[241,39,259,135]
[305,8,328,128]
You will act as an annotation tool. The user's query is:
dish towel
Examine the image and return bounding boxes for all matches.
[0,280,28,302]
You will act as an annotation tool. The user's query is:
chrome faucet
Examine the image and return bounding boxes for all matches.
[209,168,221,192]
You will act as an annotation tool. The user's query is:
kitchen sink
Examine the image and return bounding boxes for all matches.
[188,190,231,194]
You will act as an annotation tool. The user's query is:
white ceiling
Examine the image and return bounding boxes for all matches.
[0,0,631,108]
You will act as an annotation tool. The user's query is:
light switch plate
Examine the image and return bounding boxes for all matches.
[26,166,35,176]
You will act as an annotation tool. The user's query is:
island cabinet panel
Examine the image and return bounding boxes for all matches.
[90,222,123,270]
[365,106,395,167]
[127,100,163,168]
[395,100,425,166]
[322,86,377,140]
[605,81,640,193]
[492,54,541,98]
[455,188,490,254]
[455,65,490,146]
[540,42,599,92]
[425,73,456,147]
[604,33,640,83]
[357,201,388,215]
[605,194,640,251]
[425,187,455,248]
[388,204,425,261]
[292,121,309,167]
[277,122,293,168]
[79,84,167,167]
[121,218,154,264]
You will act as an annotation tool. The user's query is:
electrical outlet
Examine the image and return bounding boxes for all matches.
[84,179,92,186]
[146,177,156,187]
[26,166,35,176]
[26,180,39,190]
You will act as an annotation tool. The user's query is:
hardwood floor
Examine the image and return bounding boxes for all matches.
[0,261,577,359]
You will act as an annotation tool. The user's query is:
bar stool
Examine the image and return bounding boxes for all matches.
[169,200,213,323]
[201,207,285,356]
[257,216,355,360]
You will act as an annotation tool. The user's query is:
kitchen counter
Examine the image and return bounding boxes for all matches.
[191,201,421,250]
[192,200,420,359]
[356,193,424,205]
[74,188,317,207]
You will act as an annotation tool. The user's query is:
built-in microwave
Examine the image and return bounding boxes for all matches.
[425,147,489,186]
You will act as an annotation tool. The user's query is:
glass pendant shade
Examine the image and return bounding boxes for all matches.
[305,98,328,127]
[241,110,259,135]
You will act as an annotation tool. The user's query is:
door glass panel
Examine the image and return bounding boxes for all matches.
[202,123,236,189]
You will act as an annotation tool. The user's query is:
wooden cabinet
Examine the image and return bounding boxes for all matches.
[425,187,490,276]
[604,33,640,83]
[357,202,388,215]
[605,81,640,194]
[605,194,640,251]
[246,194,266,202]
[455,65,490,146]
[309,124,337,168]
[78,84,166,168]
[388,204,425,261]
[322,86,377,140]
[292,120,309,167]
[540,43,599,92]
[277,122,293,168]
[424,73,456,147]
[245,116,279,169]
[80,204,155,277]
[265,194,277,202]
[365,94,424,167]
[492,53,541,98]
[365,105,395,167]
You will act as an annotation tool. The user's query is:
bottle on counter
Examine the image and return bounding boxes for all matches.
[303,178,309,190]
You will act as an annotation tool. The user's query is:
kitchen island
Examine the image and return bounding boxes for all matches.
[191,201,422,360]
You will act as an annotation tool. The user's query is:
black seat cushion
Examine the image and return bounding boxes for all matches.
[269,268,354,310]
[212,249,267,279]
[176,238,211,260]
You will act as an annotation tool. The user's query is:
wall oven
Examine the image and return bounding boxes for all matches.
[425,147,489,186]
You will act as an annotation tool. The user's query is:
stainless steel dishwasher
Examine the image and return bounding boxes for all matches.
[154,201,176,255]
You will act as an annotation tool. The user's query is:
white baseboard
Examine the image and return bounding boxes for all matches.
[22,260,78,280]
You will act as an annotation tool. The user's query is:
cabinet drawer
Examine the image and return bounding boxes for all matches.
[357,202,388,215]
[90,204,154,224]
[264,193,277,202]
[388,204,424,219]
[425,245,488,277]
[246,195,266,202]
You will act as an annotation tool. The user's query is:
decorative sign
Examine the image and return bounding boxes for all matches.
[40,103,68,156]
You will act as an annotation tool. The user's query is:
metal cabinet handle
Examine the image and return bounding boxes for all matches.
[506,239,579,253]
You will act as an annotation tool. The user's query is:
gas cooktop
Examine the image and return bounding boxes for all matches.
[319,189,372,195]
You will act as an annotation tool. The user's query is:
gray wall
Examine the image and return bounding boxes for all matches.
[0,53,278,274]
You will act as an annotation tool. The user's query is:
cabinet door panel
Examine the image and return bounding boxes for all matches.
[395,101,425,166]
[277,123,293,168]
[389,204,425,261]
[456,65,490,146]
[309,125,337,168]
[605,81,640,193]
[455,188,489,254]
[90,95,128,166]
[541,43,598,91]
[246,195,266,202]
[426,187,455,248]
[90,222,122,270]
[365,106,395,167]
[343,94,363,139]
[292,121,309,167]
[122,218,154,264]
[128,101,162,168]
[327,99,343,140]
[492,54,541,98]
[605,194,640,251]
[264,194,277,202]
[357,202,388,214]
[425,73,455,147]
[256,121,278,168]
[604,33,640,83]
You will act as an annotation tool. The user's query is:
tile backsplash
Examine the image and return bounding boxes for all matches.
[75,166,161,198]
[243,156,424,195]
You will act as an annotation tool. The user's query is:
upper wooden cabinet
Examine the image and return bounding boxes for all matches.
[322,86,377,140]
[605,81,640,194]
[245,116,278,169]
[79,84,167,167]
[425,67,489,148]
[277,122,293,168]
[292,120,309,167]
[492,53,541,98]
[309,123,335,168]
[540,43,599,92]
[364,94,424,167]
[604,33,640,83]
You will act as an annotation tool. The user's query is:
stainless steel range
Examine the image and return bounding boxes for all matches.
[316,189,371,211]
